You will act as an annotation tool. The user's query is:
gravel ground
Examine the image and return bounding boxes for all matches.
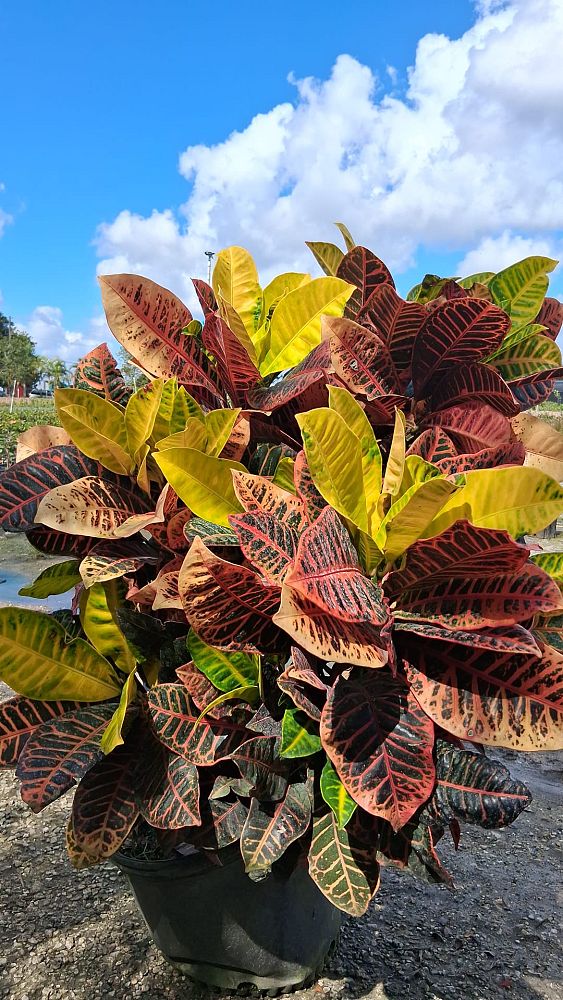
[1,536,562,1000]
[0,732,561,1000]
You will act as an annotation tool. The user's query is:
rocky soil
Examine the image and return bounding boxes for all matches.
[0,736,561,1000]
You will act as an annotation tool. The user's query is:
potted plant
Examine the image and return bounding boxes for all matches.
[0,231,562,993]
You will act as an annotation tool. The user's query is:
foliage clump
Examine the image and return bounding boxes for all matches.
[0,228,562,915]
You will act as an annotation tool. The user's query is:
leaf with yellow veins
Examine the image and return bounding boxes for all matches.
[296,408,368,532]
[80,581,135,674]
[205,408,242,458]
[155,418,208,453]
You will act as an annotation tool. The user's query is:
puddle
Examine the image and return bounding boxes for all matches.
[0,566,71,611]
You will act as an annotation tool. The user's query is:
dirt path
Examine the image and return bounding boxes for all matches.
[0,744,561,1000]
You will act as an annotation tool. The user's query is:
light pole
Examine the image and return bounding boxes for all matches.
[205,251,215,284]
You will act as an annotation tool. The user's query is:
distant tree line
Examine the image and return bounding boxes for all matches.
[0,310,69,394]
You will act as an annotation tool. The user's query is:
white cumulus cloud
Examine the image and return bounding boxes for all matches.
[24,307,117,365]
[93,0,563,310]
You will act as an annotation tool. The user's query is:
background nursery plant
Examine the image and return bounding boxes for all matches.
[0,227,562,920]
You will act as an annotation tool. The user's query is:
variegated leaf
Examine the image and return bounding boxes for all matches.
[137,742,200,829]
[241,781,312,875]
[35,475,153,539]
[412,299,510,397]
[308,811,380,916]
[357,283,426,389]
[406,640,563,751]
[0,697,80,767]
[148,683,249,764]
[70,743,139,862]
[73,343,130,405]
[16,704,116,812]
[431,741,531,829]
[321,671,435,830]
[230,736,289,801]
[178,538,281,652]
[280,707,321,758]
[229,511,300,585]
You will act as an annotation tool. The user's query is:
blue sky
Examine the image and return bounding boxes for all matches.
[0,0,562,361]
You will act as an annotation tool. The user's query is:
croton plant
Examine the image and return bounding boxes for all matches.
[1,228,563,916]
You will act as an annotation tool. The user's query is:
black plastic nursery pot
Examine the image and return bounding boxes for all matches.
[114,845,341,993]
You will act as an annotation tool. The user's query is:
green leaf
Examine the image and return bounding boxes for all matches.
[272,457,297,493]
[170,385,205,430]
[19,560,81,599]
[425,467,563,540]
[296,408,368,532]
[489,256,557,332]
[260,277,354,376]
[280,708,321,758]
[0,607,121,701]
[100,671,137,754]
[458,272,494,288]
[124,379,165,460]
[320,759,357,828]
[204,408,241,457]
[489,332,561,381]
[80,581,135,674]
[55,388,133,475]
[154,447,244,527]
[305,241,345,277]
[187,632,259,692]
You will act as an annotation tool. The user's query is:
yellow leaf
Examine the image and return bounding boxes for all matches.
[296,408,367,532]
[80,581,135,674]
[154,447,244,526]
[212,246,263,336]
[328,386,382,529]
[101,672,137,754]
[205,408,242,457]
[150,377,178,441]
[170,385,205,429]
[155,418,209,453]
[0,607,121,701]
[272,457,297,493]
[260,277,354,376]
[262,272,311,320]
[376,478,460,563]
[305,241,345,276]
[124,379,165,460]
[334,222,356,250]
[55,388,133,475]
[399,455,441,497]
[16,425,72,463]
[424,467,563,540]
[382,410,406,499]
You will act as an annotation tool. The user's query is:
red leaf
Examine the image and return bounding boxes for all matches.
[70,743,139,862]
[285,507,391,628]
[323,317,397,397]
[274,585,389,668]
[178,538,281,652]
[321,671,436,830]
[509,367,563,409]
[0,697,81,767]
[406,641,563,751]
[535,297,563,341]
[73,343,131,405]
[294,451,327,521]
[229,511,300,585]
[384,521,561,628]
[412,299,510,397]
[16,705,116,813]
[175,661,229,719]
[232,470,308,530]
[191,277,218,316]
[137,741,201,829]
[202,314,260,406]
[336,246,394,317]
[435,441,525,475]
[394,621,541,657]
[406,427,456,463]
[148,683,250,764]
[247,342,330,412]
[430,363,520,417]
[357,284,426,390]
[277,648,328,722]
[424,403,512,453]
